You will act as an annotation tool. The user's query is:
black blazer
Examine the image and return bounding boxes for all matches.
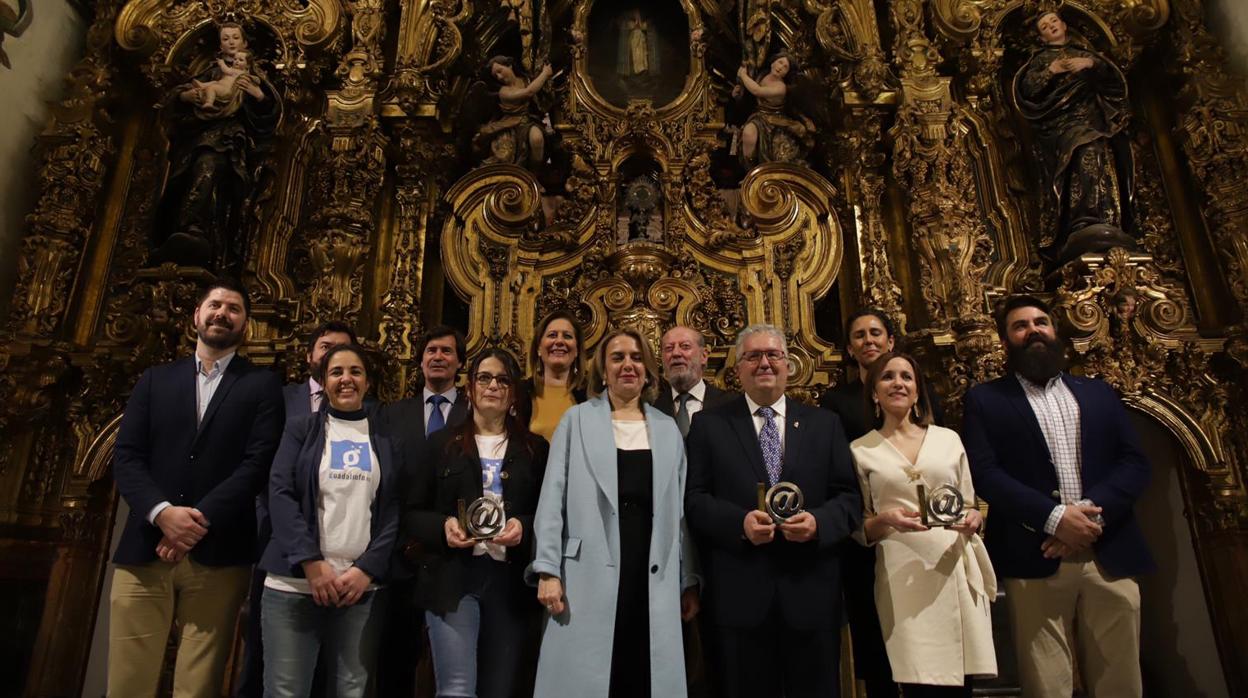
[651,380,738,421]
[401,429,550,613]
[259,411,403,581]
[962,374,1155,579]
[112,355,285,567]
[377,388,469,445]
[685,396,862,630]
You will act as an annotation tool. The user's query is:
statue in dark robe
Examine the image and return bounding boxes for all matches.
[152,22,281,273]
[1013,12,1137,262]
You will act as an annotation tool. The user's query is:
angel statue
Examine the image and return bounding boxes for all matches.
[734,51,815,168]
[468,56,555,169]
[1013,11,1137,262]
[152,22,281,273]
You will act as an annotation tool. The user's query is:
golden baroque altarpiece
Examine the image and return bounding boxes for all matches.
[2,0,1248,694]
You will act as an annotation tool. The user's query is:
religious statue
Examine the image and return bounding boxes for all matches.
[616,9,661,96]
[1013,11,1137,262]
[734,52,815,168]
[469,56,555,169]
[152,22,281,273]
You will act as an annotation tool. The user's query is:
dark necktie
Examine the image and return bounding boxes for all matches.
[427,394,449,436]
[758,405,782,485]
[675,393,692,438]
[312,390,326,415]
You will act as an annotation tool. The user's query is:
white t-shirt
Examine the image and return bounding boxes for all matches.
[474,433,508,562]
[267,414,381,594]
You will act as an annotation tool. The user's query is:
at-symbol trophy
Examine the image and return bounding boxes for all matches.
[458,495,506,540]
[916,484,965,527]
[757,481,805,523]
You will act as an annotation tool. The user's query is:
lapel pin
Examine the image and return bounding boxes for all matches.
[793,421,800,429]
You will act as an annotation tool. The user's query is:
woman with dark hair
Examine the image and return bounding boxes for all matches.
[850,352,996,697]
[261,344,401,698]
[401,347,549,698]
[528,328,699,697]
[734,51,814,166]
[524,310,588,442]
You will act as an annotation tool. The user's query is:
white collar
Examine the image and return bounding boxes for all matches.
[423,385,458,404]
[671,379,707,403]
[744,392,786,419]
[195,351,236,376]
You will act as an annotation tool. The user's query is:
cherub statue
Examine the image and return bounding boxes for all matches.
[190,50,254,113]
[734,51,815,168]
[467,56,555,169]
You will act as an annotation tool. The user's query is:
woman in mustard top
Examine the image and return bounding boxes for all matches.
[522,310,587,441]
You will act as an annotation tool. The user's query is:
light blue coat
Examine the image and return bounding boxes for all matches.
[526,396,699,698]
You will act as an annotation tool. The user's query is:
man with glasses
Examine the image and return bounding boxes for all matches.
[686,323,862,697]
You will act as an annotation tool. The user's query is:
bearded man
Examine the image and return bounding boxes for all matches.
[961,295,1154,698]
[109,277,284,697]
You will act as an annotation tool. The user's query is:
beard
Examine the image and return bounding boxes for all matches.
[197,318,244,350]
[1006,334,1068,383]
[667,365,701,393]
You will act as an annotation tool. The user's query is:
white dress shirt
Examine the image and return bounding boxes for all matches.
[1016,374,1089,535]
[308,377,324,413]
[743,393,787,453]
[670,379,708,419]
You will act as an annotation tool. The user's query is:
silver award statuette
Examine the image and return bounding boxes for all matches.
[916,484,965,527]
[458,496,506,540]
[764,481,805,523]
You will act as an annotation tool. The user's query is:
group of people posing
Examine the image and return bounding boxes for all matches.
[108,276,1154,698]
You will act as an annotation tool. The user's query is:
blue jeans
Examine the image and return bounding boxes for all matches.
[261,586,385,698]
[426,557,526,698]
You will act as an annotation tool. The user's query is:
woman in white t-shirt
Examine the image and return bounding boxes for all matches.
[401,347,549,698]
[260,344,402,698]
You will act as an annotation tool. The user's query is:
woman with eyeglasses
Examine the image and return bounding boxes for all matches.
[528,328,699,698]
[401,348,549,698]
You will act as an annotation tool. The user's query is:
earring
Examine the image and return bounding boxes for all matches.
[911,404,920,420]
[873,400,881,418]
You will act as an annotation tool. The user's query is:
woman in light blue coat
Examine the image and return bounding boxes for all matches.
[527,327,700,698]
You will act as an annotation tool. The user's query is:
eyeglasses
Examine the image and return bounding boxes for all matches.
[473,372,513,388]
[740,350,787,365]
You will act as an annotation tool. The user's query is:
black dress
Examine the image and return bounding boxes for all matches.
[609,447,654,698]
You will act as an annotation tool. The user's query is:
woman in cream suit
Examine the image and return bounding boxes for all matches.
[850,352,996,697]
[527,327,700,698]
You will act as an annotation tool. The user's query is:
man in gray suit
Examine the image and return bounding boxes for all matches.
[237,320,357,697]
[654,325,736,437]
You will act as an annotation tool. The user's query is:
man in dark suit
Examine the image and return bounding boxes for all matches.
[655,325,736,435]
[963,295,1155,698]
[655,325,736,697]
[686,323,862,698]
[236,320,359,697]
[109,278,284,697]
[376,324,469,697]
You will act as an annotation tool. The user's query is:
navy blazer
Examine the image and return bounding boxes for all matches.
[962,374,1156,579]
[260,412,403,582]
[112,355,284,567]
[685,395,863,630]
[401,428,550,613]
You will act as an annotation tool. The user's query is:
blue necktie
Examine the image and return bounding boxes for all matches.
[758,406,782,486]
[427,394,448,436]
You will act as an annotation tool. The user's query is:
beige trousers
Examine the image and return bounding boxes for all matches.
[108,558,250,698]
[1004,556,1142,698]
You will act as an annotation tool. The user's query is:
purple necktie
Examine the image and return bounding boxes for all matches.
[758,406,782,485]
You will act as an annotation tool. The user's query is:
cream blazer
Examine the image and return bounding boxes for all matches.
[851,425,998,686]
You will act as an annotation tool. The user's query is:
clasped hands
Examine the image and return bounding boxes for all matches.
[1048,56,1095,74]
[1042,502,1103,559]
[154,505,208,562]
[302,560,372,607]
[743,509,818,545]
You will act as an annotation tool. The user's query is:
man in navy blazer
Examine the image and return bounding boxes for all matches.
[686,323,862,698]
[375,324,469,697]
[109,278,284,697]
[963,295,1155,698]
[237,319,358,697]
